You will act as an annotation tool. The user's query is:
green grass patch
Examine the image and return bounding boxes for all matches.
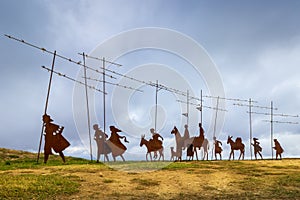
[0,173,80,199]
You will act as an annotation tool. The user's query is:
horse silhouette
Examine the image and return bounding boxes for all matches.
[227,136,245,160]
[183,123,207,160]
[170,147,179,161]
[171,126,208,161]
[171,126,186,161]
[140,134,164,161]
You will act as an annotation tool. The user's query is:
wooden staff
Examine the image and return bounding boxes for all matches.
[37,51,57,163]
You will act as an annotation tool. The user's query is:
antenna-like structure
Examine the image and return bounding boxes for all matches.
[246,101,298,159]
[233,98,260,160]
[37,52,56,163]
[79,53,122,142]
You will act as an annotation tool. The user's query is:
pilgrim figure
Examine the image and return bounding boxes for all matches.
[93,124,111,162]
[42,114,70,163]
[252,137,263,160]
[107,126,129,161]
[183,124,190,139]
[273,139,284,160]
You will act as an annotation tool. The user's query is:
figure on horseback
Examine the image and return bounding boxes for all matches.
[140,134,164,161]
[149,128,164,159]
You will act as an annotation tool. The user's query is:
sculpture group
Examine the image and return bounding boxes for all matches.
[42,114,284,163]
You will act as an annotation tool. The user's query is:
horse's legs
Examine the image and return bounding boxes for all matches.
[194,147,199,161]
[220,153,222,160]
[113,156,116,162]
[238,150,242,160]
[105,154,109,162]
[120,154,125,162]
[150,152,153,162]
[229,150,234,160]
[59,152,65,163]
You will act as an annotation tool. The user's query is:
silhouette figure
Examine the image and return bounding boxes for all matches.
[106,126,129,161]
[227,136,245,160]
[42,114,70,163]
[149,128,164,159]
[140,134,164,161]
[186,144,194,161]
[170,147,178,161]
[183,123,207,160]
[213,136,223,160]
[171,126,184,161]
[251,137,263,160]
[273,139,284,160]
[183,124,190,139]
[93,124,111,162]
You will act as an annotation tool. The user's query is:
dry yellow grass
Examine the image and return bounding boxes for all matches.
[1,148,299,199]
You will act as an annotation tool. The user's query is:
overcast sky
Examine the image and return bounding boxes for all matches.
[1,0,300,161]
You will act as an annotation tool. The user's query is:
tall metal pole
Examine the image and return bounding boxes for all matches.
[249,98,253,160]
[200,90,203,125]
[211,96,220,160]
[103,58,106,136]
[155,80,158,132]
[83,53,93,161]
[187,90,189,125]
[271,101,274,160]
[37,51,56,163]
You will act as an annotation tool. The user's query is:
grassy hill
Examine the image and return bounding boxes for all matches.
[0,148,299,199]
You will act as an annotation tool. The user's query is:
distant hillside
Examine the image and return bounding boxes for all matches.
[0,148,36,160]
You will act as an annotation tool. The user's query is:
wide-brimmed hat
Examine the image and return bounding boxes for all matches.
[253,137,259,141]
[110,125,121,132]
[93,124,99,129]
[42,114,53,123]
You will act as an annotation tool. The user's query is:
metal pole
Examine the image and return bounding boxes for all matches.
[83,53,93,161]
[271,101,274,159]
[155,80,158,132]
[187,90,189,125]
[37,51,56,163]
[249,98,253,160]
[200,90,203,125]
[103,57,106,162]
[211,96,220,160]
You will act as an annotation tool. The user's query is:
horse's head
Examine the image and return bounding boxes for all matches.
[171,126,178,135]
[227,136,233,144]
[140,134,146,147]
